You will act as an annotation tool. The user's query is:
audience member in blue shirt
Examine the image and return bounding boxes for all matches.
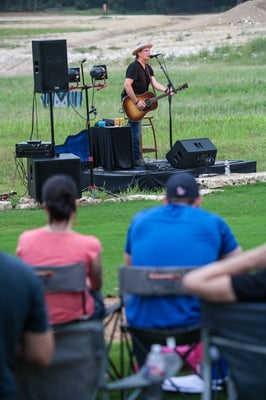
[124,172,242,365]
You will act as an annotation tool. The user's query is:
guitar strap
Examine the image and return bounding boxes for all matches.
[145,65,156,95]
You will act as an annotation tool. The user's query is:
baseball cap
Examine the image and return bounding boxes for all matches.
[166,172,199,198]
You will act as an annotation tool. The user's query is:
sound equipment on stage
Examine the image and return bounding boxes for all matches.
[32,39,69,93]
[166,138,217,169]
[16,141,53,158]
[27,154,81,202]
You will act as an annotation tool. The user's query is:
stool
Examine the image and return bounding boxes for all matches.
[140,116,158,159]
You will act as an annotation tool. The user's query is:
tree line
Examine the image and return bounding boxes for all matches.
[1,0,248,14]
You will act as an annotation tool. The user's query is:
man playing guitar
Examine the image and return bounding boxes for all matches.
[121,41,172,167]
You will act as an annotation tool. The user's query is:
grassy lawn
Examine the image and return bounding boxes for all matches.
[1,182,265,296]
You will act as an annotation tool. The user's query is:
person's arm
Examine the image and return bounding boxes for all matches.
[182,243,266,302]
[124,77,139,105]
[150,75,168,92]
[124,219,134,267]
[18,330,54,366]
[219,245,242,259]
[124,77,152,111]
[17,268,54,366]
[124,252,132,266]
[90,252,103,291]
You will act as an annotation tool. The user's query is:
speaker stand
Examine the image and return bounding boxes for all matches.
[80,62,120,200]
[49,92,56,157]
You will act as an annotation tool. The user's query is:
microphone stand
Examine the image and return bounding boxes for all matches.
[152,55,177,149]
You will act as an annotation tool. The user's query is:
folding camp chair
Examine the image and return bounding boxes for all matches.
[119,266,202,372]
[201,301,266,400]
[101,266,201,399]
[16,263,106,400]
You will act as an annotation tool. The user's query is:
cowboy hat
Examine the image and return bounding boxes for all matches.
[132,41,153,56]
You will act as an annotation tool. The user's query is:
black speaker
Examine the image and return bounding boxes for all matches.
[32,39,69,93]
[27,154,81,202]
[166,138,217,169]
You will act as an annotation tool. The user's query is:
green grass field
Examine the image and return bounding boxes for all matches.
[1,183,265,296]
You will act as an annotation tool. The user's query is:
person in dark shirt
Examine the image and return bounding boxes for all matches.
[0,251,54,399]
[183,243,266,301]
[122,40,172,166]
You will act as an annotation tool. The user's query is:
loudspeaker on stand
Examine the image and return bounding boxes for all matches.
[32,39,69,93]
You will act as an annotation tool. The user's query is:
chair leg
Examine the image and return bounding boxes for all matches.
[104,300,137,381]
[101,388,109,400]
[226,369,238,400]
[104,302,125,380]
[201,328,212,400]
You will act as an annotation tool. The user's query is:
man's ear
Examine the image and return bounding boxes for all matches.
[194,196,202,208]
[163,197,169,205]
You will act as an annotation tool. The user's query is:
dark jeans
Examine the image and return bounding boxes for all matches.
[128,119,142,161]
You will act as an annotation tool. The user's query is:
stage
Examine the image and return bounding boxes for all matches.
[54,128,256,194]
[80,159,257,193]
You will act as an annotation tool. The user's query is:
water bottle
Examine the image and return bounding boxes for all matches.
[224,160,231,175]
[145,344,166,381]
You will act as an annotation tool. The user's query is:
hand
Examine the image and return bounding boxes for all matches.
[137,100,146,110]
[164,88,175,96]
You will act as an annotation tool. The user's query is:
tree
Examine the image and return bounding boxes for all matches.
[0,0,249,13]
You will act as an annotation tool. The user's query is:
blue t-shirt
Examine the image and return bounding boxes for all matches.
[0,252,49,399]
[125,203,239,328]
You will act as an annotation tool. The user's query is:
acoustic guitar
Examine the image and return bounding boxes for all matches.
[122,82,188,122]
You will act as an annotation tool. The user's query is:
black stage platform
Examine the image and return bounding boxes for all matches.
[80,159,257,193]
[55,128,256,194]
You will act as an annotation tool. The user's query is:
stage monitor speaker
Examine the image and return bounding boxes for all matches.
[27,154,81,202]
[166,137,217,169]
[32,39,69,93]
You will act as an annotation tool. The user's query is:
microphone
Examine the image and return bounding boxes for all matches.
[81,59,87,63]
[90,106,97,116]
[150,53,162,59]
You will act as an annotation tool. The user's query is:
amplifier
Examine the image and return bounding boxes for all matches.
[15,141,53,158]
